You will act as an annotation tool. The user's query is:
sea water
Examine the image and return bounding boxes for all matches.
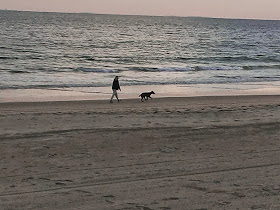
[0,10,280,101]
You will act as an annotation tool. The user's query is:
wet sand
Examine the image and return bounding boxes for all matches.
[1,81,280,103]
[0,95,280,209]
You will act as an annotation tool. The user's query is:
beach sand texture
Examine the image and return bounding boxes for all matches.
[0,95,280,209]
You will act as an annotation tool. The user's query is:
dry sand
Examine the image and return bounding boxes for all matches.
[0,95,280,210]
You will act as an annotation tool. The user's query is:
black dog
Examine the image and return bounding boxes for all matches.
[139,91,155,102]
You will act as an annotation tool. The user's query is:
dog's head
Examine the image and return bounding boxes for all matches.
[151,91,155,94]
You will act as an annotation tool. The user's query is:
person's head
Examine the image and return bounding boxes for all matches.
[115,76,119,80]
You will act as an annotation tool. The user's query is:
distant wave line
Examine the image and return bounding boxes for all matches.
[3,65,280,75]
[1,77,280,90]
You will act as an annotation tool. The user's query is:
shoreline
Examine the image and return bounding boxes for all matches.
[1,94,280,107]
[1,81,280,103]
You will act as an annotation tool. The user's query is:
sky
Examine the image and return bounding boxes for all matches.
[1,0,280,20]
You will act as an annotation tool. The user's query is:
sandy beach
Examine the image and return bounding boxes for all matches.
[0,95,280,209]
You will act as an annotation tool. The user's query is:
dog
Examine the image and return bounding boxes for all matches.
[139,91,155,102]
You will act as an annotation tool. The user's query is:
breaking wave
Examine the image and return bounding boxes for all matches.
[76,67,119,73]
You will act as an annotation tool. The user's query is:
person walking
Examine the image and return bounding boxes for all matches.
[110,76,121,103]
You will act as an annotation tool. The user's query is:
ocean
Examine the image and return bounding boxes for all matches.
[0,10,280,101]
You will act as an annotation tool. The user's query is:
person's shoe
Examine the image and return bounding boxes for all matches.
[118,99,120,102]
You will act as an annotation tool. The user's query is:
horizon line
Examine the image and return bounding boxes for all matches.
[1,9,280,21]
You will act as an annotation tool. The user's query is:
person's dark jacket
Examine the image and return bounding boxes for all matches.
[112,79,120,90]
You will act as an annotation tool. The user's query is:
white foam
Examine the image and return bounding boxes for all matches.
[158,67,192,71]
[194,66,242,71]
[78,67,118,73]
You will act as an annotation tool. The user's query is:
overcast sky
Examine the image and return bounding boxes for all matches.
[1,0,280,20]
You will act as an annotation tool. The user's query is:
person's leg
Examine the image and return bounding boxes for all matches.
[111,89,118,102]
[110,89,115,102]
[115,90,119,102]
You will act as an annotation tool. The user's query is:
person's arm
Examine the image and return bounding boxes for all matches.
[118,81,121,91]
